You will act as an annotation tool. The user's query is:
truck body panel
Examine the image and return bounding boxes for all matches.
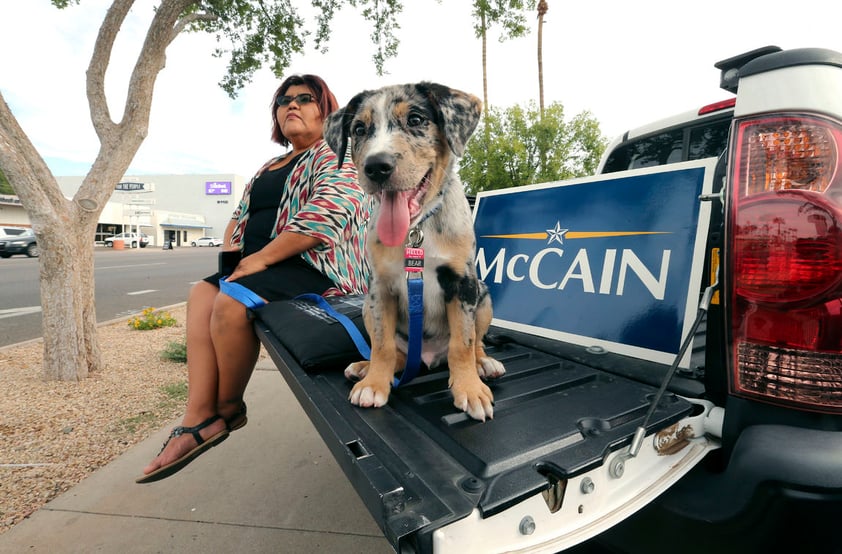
[254,46,842,552]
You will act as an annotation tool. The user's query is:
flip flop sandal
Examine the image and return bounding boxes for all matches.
[135,414,229,484]
[225,401,248,432]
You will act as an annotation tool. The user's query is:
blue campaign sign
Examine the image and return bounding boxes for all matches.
[473,159,715,367]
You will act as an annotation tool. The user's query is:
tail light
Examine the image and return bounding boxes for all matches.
[727,114,842,413]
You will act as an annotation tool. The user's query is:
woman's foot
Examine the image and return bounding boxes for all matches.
[223,401,248,431]
[136,414,228,483]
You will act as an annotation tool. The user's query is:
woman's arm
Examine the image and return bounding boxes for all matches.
[225,231,321,282]
[222,219,238,251]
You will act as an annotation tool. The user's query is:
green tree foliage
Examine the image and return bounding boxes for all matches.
[55,0,403,99]
[460,102,607,194]
[0,168,13,195]
[471,0,534,43]
[192,0,403,96]
[471,0,535,112]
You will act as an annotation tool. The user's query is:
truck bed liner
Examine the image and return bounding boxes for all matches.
[254,300,693,551]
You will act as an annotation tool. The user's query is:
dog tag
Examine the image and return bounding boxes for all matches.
[404,247,424,273]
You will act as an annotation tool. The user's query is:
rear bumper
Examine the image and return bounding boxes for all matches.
[0,245,30,255]
[667,424,842,521]
[597,424,842,553]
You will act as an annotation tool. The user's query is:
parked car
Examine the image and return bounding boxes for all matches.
[191,236,223,247]
[0,227,38,258]
[104,232,149,248]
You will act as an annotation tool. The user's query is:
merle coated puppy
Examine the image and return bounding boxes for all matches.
[324,82,505,421]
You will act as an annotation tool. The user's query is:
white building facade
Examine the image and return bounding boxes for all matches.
[53,173,248,247]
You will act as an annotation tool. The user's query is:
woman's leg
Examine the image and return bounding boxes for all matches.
[141,281,228,476]
[209,292,261,420]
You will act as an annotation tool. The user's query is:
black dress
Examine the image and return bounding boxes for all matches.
[203,154,334,301]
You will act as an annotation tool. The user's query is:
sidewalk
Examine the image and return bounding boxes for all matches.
[0,361,392,554]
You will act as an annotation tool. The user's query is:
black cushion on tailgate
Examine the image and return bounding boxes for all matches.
[253,295,369,371]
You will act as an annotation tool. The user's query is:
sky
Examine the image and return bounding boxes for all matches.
[2,1,842,181]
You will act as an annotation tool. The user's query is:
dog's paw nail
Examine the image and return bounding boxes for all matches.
[373,390,389,407]
[360,387,388,408]
[466,404,486,422]
[478,358,506,379]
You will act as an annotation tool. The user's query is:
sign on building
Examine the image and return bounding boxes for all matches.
[115,182,149,192]
[205,181,232,195]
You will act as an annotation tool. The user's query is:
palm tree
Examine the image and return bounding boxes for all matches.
[471,1,535,114]
[537,0,548,119]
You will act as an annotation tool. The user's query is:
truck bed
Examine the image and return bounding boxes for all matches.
[253,297,696,552]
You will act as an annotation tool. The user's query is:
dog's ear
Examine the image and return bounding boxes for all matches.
[323,91,371,169]
[420,83,483,157]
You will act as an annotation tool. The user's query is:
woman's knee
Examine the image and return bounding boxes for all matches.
[211,292,251,330]
[188,281,219,309]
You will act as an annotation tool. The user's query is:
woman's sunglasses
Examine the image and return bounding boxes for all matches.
[276,93,315,107]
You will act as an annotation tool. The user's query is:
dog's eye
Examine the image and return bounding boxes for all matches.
[352,122,366,137]
[407,113,425,127]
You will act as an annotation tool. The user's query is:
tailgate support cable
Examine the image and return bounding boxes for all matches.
[627,265,719,460]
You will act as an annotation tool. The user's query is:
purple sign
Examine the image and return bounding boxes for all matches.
[205,181,232,195]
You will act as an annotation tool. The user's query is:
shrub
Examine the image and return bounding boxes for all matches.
[161,338,187,363]
[128,307,177,330]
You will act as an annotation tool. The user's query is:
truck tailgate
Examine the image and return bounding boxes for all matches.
[254,302,698,552]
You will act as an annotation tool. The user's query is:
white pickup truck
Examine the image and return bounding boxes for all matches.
[254,45,842,553]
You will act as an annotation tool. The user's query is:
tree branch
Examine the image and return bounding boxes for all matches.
[86,0,134,139]
[0,93,70,221]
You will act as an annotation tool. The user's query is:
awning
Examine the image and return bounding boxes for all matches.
[159,219,211,229]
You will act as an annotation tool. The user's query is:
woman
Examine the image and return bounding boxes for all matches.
[138,74,369,483]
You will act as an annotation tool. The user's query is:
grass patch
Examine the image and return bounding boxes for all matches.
[117,412,159,435]
[160,338,187,363]
[162,381,188,403]
[113,380,188,435]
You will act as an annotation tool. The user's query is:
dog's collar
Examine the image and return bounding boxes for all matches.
[413,200,443,231]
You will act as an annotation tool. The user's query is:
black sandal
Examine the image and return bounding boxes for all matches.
[225,401,248,432]
[135,414,229,484]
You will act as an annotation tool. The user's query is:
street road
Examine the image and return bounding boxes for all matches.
[0,246,222,348]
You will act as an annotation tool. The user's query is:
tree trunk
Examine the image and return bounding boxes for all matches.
[0,0,189,380]
[481,9,489,114]
[39,215,101,380]
[537,0,547,119]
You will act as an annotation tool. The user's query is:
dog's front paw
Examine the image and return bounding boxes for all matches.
[344,360,370,381]
[450,377,494,422]
[349,379,391,408]
[477,356,506,379]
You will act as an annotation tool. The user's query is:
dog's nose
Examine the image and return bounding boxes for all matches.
[364,153,395,184]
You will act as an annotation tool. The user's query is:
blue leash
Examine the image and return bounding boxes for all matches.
[294,293,371,360]
[293,279,424,388]
[219,236,426,388]
[396,277,424,387]
[219,277,267,309]
[293,233,426,388]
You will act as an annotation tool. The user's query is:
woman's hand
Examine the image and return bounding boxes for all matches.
[225,232,322,282]
[226,253,269,282]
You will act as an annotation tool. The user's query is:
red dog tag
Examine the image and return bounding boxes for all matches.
[404,247,424,273]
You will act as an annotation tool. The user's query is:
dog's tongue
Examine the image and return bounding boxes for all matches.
[377,190,413,247]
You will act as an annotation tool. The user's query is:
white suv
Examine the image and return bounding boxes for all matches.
[104,232,149,248]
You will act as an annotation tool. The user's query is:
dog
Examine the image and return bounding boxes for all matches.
[323,82,505,421]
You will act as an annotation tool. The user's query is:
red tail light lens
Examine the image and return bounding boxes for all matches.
[728,114,842,413]
[734,192,842,304]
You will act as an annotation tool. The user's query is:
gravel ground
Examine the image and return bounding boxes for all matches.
[0,304,197,534]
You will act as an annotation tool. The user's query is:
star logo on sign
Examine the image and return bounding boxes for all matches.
[546,221,568,245]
